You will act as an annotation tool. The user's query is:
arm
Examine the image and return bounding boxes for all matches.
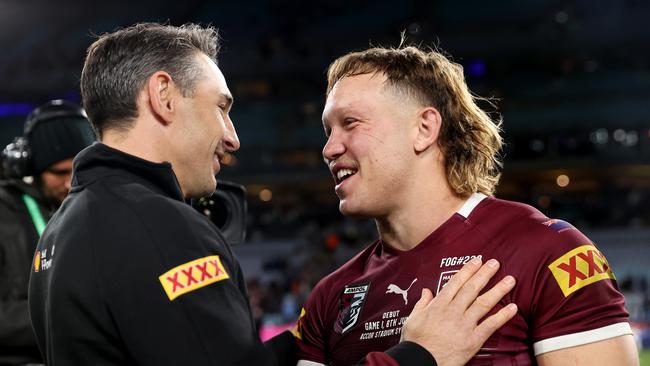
[87,199,281,365]
[0,205,38,347]
[537,335,639,366]
[265,330,298,366]
[527,225,634,366]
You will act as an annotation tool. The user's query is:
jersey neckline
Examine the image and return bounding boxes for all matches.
[378,192,490,257]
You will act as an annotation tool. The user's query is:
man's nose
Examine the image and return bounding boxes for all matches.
[322,129,345,163]
[224,115,240,153]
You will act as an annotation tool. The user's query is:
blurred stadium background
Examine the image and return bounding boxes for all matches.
[1,0,649,361]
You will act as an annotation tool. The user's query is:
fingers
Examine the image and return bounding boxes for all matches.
[464,275,516,322]
[436,256,483,302]
[412,288,434,312]
[450,259,501,308]
[474,302,518,343]
[401,288,433,342]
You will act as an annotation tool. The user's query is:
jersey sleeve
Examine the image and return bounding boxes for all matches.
[295,280,329,364]
[527,220,631,355]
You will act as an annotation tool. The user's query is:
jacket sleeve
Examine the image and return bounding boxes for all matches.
[91,195,281,365]
[0,198,38,348]
[264,332,437,366]
[264,330,299,366]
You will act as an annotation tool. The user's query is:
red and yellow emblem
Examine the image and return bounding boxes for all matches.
[159,255,229,301]
[549,244,615,297]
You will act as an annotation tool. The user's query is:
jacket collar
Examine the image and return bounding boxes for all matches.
[72,142,184,201]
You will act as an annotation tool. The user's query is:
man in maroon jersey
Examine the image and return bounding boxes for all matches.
[294,45,639,365]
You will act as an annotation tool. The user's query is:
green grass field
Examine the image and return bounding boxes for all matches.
[640,350,650,366]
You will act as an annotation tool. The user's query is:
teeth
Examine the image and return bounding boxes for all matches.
[336,168,356,182]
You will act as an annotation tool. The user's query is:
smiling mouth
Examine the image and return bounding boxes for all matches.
[335,168,357,185]
[214,149,225,162]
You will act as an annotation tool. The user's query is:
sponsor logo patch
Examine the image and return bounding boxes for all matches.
[33,251,41,272]
[159,255,229,301]
[33,246,54,273]
[335,283,370,334]
[542,219,576,233]
[436,270,459,294]
[549,244,615,297]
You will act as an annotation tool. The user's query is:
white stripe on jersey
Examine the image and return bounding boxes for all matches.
[297,360,326,366]
[533,322,633,355]
[457,192,487,218]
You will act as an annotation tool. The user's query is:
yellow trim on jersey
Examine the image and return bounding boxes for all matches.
[293,307,306,339]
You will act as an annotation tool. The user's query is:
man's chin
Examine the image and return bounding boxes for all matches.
[338,201,371,218]
[185,179,217,199]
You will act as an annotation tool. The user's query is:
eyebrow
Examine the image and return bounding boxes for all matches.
[321,105,355,134]
[220,93,234,111]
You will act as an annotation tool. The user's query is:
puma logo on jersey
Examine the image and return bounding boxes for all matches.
[386,278,417,305]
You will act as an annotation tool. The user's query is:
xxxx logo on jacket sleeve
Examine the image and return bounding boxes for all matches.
[159,255,229,301]
[548,244,615,297]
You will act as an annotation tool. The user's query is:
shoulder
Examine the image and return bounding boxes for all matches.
[309,242,379,300]
[80,175,203,231]
[0,180,26,209]
[475,197,592,254]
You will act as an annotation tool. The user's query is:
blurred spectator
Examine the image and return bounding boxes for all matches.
[0,100,94,365]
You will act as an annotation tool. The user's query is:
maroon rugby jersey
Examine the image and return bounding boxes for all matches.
[295,194,631,366]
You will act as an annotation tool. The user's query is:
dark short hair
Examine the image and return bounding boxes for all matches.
[80,23,220,138]
[327,45,503,198]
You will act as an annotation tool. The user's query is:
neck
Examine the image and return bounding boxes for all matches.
[100,119,167,165]
[376,190,464,252]
[375,157,466,251]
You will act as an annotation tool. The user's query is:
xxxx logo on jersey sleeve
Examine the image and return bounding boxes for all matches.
[159,255,229,301]
[548,244,615,297]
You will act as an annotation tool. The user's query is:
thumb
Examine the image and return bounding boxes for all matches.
[412,288,434,312]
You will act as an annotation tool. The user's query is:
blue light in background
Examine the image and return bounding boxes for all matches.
[467,59,487,78]
[0,103,34,117]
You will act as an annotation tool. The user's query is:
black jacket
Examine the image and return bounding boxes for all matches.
[28,143,434,366]
[28,143,295,365]
[0,179,50,364]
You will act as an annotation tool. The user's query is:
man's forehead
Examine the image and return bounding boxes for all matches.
[197,54,230,91]
[323,73,388,116]
[330,72,388,95]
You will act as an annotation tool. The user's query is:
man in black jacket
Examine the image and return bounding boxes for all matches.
[28,23,516,366]
[0,100,95,364]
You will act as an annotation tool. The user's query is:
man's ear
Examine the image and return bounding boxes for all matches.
[414,107,442,153]
[146,71,176,125]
